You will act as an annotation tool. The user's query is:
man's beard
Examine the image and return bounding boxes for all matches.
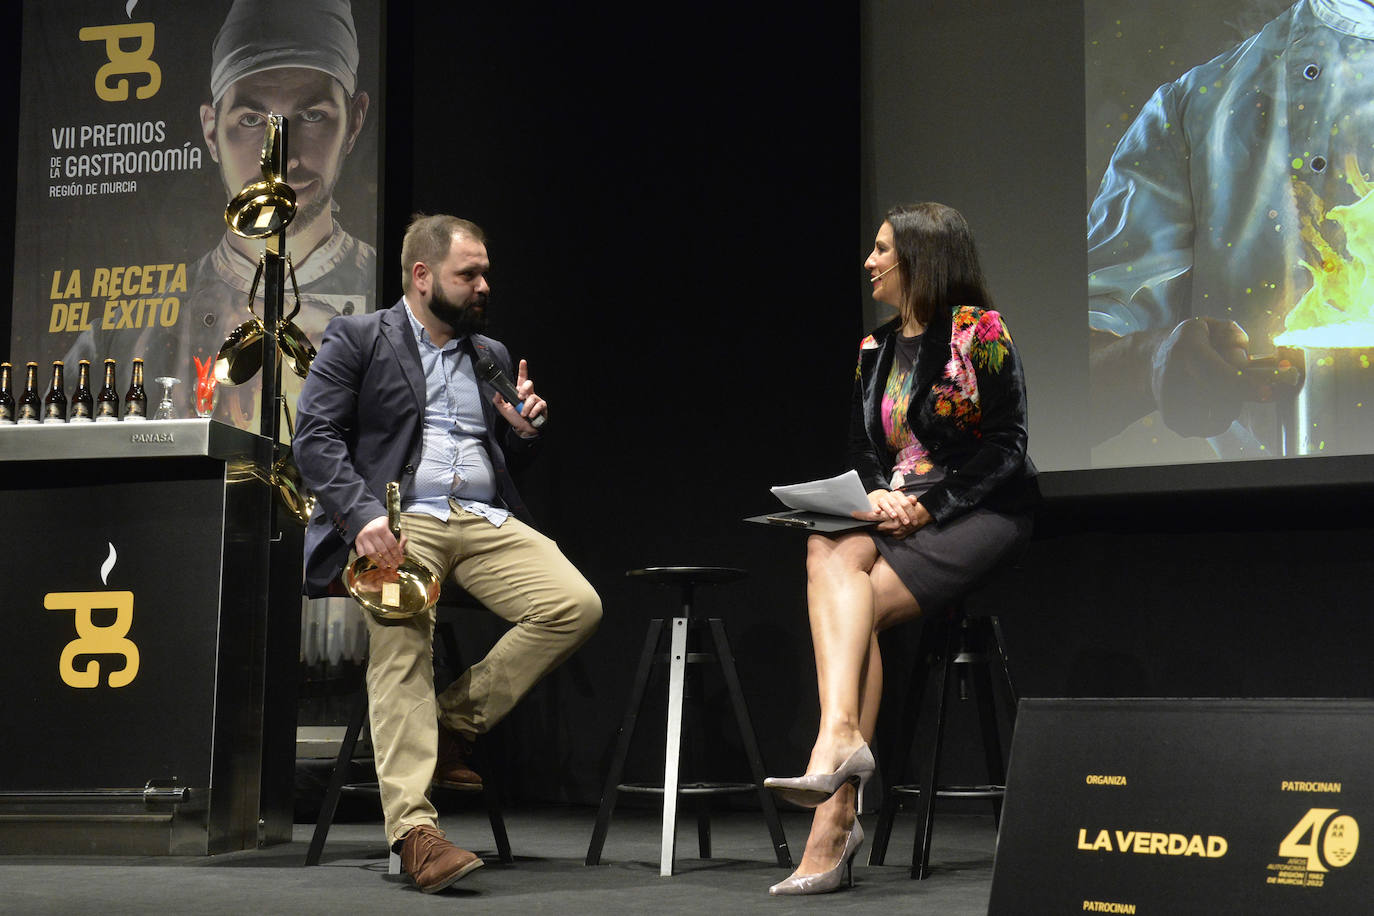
[429,284,488,335]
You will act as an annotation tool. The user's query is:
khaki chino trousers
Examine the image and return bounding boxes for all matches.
[359,501,601,843]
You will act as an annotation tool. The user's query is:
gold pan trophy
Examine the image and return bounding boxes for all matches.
[214,253,317,386]
[218,113,315,386]
[216,114,318,523]
[343,482,442,618]
[224,112,296,239]
[217,114,314,386]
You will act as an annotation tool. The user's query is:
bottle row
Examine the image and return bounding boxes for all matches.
[0,358,146,425]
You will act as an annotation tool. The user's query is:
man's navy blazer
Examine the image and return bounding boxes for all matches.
[294,298,541,597]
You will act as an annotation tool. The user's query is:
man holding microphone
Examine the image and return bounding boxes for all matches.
[295,213,601,892]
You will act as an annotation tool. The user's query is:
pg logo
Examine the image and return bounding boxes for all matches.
[45,591,140,688]
[77,23,162,102]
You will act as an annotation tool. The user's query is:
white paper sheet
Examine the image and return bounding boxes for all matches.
[769,469,872,517]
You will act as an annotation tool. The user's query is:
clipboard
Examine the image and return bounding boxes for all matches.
[743,509,876,533]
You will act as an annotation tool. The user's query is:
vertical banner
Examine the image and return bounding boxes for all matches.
[10,0,380,429]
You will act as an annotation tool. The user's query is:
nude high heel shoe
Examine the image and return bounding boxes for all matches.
[764,744,875,809]
[768,819,865,896]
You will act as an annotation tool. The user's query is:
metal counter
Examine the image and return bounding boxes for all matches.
[0,418,297,855]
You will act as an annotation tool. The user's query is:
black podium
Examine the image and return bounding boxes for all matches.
[0,419,298,855]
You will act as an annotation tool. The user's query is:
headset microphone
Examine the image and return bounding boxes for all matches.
[870,263,899,283]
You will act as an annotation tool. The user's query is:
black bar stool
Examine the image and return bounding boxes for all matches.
[867,600,1017,878]
[305,606,512,868]
[585,566,792,876]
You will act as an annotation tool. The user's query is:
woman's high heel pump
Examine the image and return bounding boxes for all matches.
[768,819,865,896]
[764,744,875,809]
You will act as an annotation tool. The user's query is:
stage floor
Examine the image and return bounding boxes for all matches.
[0,805,996,914]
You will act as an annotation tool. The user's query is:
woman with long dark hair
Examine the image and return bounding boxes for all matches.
[763,202,1039,895]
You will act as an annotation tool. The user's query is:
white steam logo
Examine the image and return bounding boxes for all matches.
[101,542,117,585]
[126,0,138,18]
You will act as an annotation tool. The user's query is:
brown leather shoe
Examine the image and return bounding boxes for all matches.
[400,825,483,893]
[434,726,483,790]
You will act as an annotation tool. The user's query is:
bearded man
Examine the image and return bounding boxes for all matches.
[294,214,601,892]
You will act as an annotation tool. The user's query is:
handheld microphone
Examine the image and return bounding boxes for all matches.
[474,354,547,429]
[870,263,899,284]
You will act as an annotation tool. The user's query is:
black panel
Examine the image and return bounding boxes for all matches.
[992,699,1374,913]
[2,471,223,788]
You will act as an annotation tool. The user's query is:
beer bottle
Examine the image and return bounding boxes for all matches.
[43,360,67,422]
[70,359,94,423]
[96,358,120,422]
[0,362,15,423]
[18,361,41,424]
[124,357,147,420]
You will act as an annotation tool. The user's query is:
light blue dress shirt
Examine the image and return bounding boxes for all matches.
[401,300,509,527]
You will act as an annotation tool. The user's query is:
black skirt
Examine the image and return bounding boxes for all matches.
[869,491,1031,613]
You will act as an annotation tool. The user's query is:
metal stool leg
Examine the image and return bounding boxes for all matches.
[585,618,664,865]
[990,615,1019,711]
[434,619,513,863]
[305,686,369,866]
[912,614,958,879]
[695,797,712,859]
[869,613,944,866]
[708,618,792,868]
[684,617,711,860]
[462,738,513,863]
[868,606,1016,878]
[660,615,689,876]
[967,618,1008,825]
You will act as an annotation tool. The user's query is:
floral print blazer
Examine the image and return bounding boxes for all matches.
[849,305,1039,524]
